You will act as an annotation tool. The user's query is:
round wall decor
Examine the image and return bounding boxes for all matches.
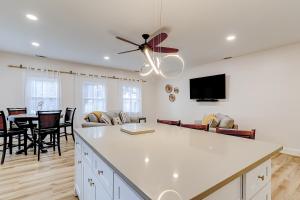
[165,84,173,93]
[174,87,179,94]
[169,94,176,102]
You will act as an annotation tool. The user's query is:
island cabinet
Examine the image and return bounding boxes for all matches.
[74,124,281,200]
[75,135,142,200]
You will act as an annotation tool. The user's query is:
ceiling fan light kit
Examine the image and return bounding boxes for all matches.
[115,0,184,79]
[116,32,184,79]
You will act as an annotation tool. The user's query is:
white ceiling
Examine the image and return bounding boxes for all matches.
[1,0,300,71]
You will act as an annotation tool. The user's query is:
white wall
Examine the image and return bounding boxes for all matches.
[0,51,157,126]
[156,43,300,154]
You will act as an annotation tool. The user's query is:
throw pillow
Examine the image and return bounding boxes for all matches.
[91,111,102,121]
[209,118,220,128]
[112,117,123,125]
[119,112,130,123]
[219,117,234,129]
[100,113,112,125]
[202,114,217,125]
[87,113,98,123]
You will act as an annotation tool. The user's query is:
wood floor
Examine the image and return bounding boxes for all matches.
[0,139,77,200]
[0,140,299,200]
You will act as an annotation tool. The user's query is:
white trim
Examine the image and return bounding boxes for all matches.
[282,147,300,157]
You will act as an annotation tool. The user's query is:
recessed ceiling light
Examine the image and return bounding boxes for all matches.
[173,173,179,179]
[226,35,236,41]
[104,56,110,60]
[31,42,40,47]
[26,14,38,21]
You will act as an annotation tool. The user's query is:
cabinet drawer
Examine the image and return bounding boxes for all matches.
[243,160,271,200]
[114,173,142,200]
[82,142,94,166]
[94,156,114,197]
[251,183,271,200]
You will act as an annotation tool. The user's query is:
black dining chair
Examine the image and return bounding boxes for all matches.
[0,111,28,165]
[35,110,62,161]
[60,107,76,142]
[7,108,28,152]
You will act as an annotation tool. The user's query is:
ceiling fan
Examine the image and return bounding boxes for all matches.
[116,33,179,55]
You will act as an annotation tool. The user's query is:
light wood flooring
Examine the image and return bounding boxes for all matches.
[0,140,299,200]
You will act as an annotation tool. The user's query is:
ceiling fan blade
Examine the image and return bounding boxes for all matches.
[148,33,168,47]
[117,49,140,54]
[150,26,171,38]
[116,36,140,46]
[152,47,179,53]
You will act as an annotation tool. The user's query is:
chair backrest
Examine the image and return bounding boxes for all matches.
[64,107,76,123]
[7,108,27,115]
[181,123,209,131]
[0,111,7,133]
[157,119,181,126]
[38,110,62,130]
[216,128,256,139]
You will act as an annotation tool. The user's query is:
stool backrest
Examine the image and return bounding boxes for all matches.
[181,123,209,131]
[0,111,7,133]
[64,107,76,123]
[7,108,27,115]
[38,110,62,130]
[157,119,181,126]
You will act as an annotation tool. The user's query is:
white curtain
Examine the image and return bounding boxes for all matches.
[24,69,61,114]
[118,80,142,116]
[74,75,107,114]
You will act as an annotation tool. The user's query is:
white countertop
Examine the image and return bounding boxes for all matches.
[75,123,282,200]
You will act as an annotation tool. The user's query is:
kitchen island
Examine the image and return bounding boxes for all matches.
[74,124,282,200]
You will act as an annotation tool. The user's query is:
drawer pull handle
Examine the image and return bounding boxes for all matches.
[88,178,92,183]
[77,160,82,164]
[84,152,88,156]
[98,170,104,175]
[258,175,265,181]
[76,142,79,145]
[90,182,94,187]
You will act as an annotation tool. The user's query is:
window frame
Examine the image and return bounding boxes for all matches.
[26,76,60,114]
[82,81,107,114]
[122,85,142,114]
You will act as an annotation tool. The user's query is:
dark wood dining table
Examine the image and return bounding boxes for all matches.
[7,114,38,125]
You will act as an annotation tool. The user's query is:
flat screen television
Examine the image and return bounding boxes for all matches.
[190,74,226,100]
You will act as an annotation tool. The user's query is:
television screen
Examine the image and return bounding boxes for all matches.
[190,74,226,99]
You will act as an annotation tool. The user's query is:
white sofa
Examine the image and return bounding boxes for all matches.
[81,110,141,128]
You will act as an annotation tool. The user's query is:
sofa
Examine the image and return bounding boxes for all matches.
[81,110,142,128]
[198,113,238,132]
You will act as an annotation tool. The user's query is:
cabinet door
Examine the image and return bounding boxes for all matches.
[83,162,96,200]
[251,183,271,200]
[95,178,112,200]
[114,174,142,200]
[244,160,271,200]
[75,148,83,199]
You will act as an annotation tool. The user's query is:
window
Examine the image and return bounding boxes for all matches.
[83,82,106,113]
[122,85,142,114]
[26,77,60,114]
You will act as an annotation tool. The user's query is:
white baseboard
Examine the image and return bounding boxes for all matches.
[282,147,300,157]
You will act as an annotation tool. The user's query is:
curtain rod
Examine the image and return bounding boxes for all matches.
[7,64,146,83]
